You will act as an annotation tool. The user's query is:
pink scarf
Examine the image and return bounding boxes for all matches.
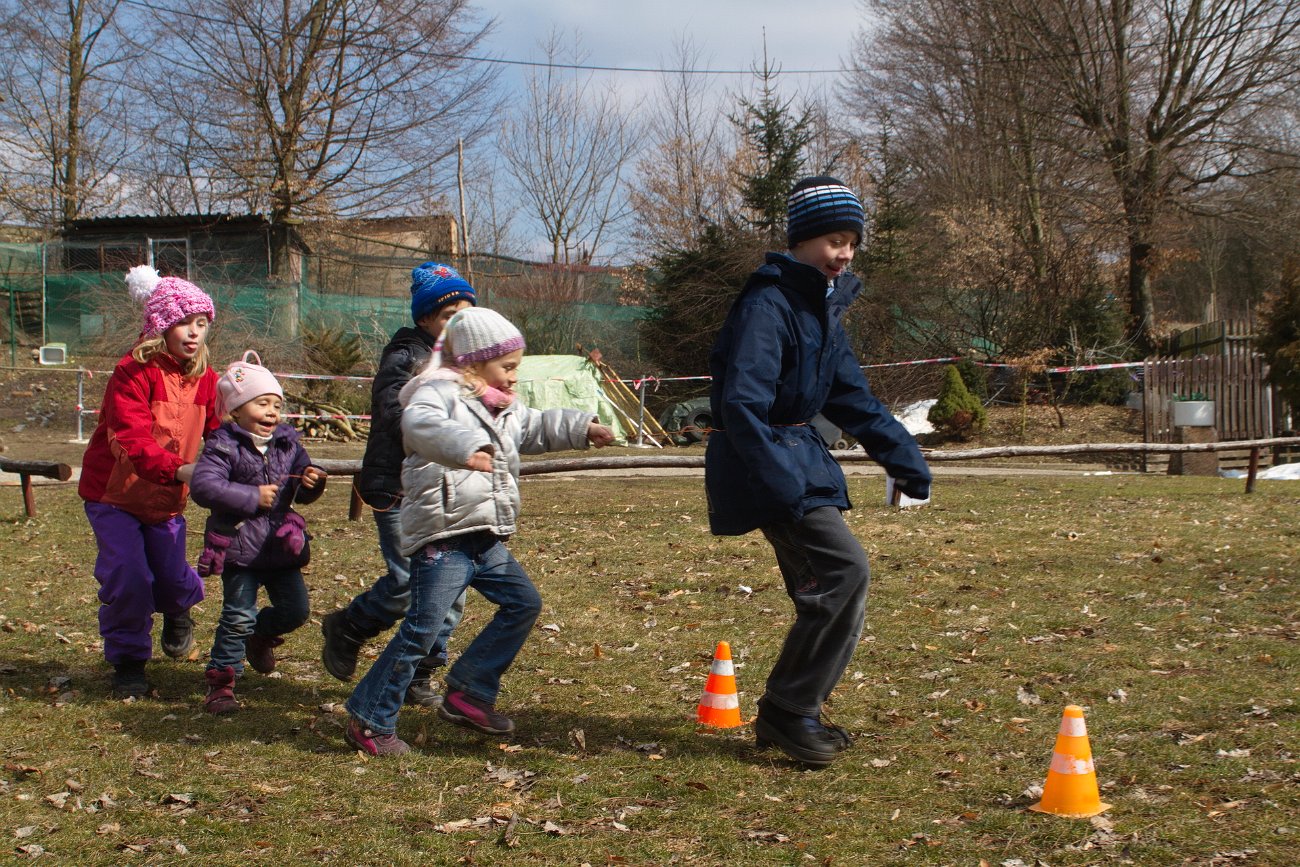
[480,384,515,415]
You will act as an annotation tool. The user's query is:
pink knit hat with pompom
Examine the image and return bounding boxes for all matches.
[126,265,216,337]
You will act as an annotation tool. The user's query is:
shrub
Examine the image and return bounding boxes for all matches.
[1256,264,1300,411]
[928,364,987,440]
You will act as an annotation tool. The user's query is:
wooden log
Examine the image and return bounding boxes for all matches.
[0,458,73,481]
[1,458,73,519]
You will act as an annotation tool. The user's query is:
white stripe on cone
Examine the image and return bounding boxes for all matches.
[710,659,734,676]
[1049,752,1096,775]
[1059,717,1088,737]
[698,692,740,710]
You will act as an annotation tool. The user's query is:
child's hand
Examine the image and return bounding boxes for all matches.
[258,483,278,508]
[300,466,326,489]
[465,449,493,472]
[587,422,615,448]
[175,463,195,484]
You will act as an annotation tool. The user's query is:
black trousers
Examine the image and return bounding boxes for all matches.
[760,506,871,718]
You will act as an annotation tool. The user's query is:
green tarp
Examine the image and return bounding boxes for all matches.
[516,355,628,444]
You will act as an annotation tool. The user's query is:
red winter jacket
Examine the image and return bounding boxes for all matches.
[79,351,220,521]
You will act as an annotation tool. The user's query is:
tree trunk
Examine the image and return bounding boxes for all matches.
[1127,237,1157,356]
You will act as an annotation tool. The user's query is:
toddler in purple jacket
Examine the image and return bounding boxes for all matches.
[190,351,327,713]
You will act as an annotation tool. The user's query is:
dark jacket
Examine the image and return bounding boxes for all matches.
[190,422,325,569]
[356,326,437,508]
[704,253,932,536]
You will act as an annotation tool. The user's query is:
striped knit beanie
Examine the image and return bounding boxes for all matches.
[786,176,865,248]
[442,307,525,366]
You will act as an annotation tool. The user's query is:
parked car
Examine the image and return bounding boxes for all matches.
[658,397,853,449]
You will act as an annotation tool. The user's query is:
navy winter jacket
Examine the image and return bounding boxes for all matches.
[190,422,325,569]
[356,326,437,509]
[704,253,932,535]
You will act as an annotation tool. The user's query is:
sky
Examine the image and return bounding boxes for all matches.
[469,1,873,260]
[475,0,867,105]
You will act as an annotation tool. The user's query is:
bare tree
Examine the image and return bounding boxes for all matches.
[627,35,737,254]
[1002,0,1300,353]
[138,0,499,274]
[500,30,637,265]
[0,0,131,227]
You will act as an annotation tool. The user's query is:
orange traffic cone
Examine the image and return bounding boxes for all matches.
[696,641,743,728]
[1030,705,1111,818]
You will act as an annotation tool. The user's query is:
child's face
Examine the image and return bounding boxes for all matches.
[471,348,524,393]
[231,393,283,437]
[162,313,210,361]
[791,231,858,281]
[417,300,473,340]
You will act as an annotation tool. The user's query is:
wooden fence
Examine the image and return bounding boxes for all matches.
[1165,319,1255,358]
[1142,353,1274,472]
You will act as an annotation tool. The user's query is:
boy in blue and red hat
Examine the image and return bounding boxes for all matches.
[320,262,475,706]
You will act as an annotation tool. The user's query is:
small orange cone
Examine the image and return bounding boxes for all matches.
[1030,705,1111,818]
[696,641,743,728]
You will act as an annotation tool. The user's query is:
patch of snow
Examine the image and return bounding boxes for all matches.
[1220,463,1300,481]
[896,399,936,436]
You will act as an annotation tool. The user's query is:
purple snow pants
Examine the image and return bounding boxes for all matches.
[84,502,205,664]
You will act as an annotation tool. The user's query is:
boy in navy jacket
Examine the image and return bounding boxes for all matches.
[704,176,932,767]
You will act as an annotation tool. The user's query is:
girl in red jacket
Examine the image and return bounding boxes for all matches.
[79,265,220,698]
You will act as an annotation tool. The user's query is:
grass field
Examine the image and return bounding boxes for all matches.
[1,473,1296,865]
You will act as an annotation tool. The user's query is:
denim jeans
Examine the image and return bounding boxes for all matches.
[207,567,310,674]
[346,506,465,665]
[346,533,540,734]
[760,507,871,718]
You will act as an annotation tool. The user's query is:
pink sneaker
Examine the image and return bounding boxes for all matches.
[438,690,514,735]
[345,717,410,756]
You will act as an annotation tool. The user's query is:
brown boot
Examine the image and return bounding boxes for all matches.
[203,665,240,714]
[245,634,284,674]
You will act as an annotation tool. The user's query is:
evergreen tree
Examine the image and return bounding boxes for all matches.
[730,50,812,244]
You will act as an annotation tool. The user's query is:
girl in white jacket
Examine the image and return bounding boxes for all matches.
[344,308,615,755]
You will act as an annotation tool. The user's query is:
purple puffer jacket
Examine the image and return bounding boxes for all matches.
[190,422,325,570]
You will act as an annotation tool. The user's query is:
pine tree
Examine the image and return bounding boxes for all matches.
[730,47,812,244]
[928,365,987,440]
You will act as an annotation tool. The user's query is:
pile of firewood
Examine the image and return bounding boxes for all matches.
[284,391,370,442]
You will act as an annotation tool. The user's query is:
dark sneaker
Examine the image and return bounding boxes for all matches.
[345,718,410,756]
[320,610,366,681]
[753,698,842,768]
[203,665,240,714]
[111,660,150,698]
[160,609,195,659]
[245,634,284,675]
[405,677,444,709]
[438,689,514,735]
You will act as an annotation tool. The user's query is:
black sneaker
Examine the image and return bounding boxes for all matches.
[438,689,514,735]
[160,610,195,659]
[753,698,842,768]
[111,660,150,699]
[405,677,444,709]
[320,610,366,681]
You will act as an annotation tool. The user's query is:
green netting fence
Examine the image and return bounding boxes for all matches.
[3,240,648,368]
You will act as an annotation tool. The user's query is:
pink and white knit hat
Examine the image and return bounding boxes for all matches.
[216,350,283,417]
[126,265,216,337]
[438,307,525,366]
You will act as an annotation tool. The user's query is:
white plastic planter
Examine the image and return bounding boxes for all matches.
[1172,400,1215,427]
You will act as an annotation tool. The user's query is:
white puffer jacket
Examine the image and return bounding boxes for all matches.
[397,372,592,556]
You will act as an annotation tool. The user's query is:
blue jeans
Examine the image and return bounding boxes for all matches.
[346,507,465,666]
[346,533,540,734]
[207,567,310,674]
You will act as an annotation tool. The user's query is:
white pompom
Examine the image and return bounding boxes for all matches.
[125,265,161,305]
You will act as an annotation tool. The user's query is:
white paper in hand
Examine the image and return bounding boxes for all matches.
[885,475,930,509]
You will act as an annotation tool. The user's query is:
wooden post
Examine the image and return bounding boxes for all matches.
[349,484,364,522]
[1245,446,1260,494]
[20,474,36,517]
